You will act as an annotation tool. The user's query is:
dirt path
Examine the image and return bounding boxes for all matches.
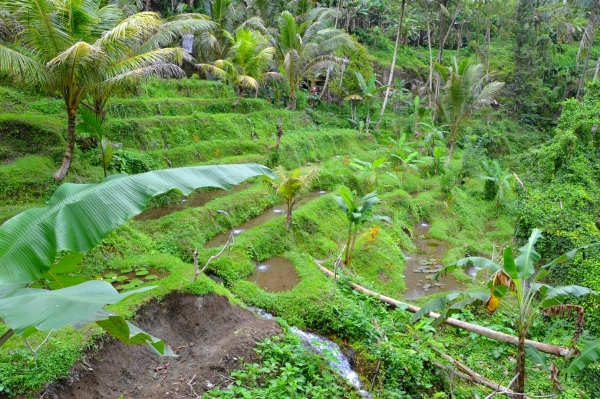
[44,293,281,399]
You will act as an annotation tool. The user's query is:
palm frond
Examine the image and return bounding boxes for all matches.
[0,42,48,86]
[100,63,185,93]
[97,12,162,48]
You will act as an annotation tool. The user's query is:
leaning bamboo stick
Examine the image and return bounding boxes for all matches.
[316,263,572,357]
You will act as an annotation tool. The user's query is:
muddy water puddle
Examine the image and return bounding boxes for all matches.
[134,183,250,221]
[403,223,473,300]
[205,191,328,248]
[246,256,301,292]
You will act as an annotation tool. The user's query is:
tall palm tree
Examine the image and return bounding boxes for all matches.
[374,0,405,130]
[275,8,352,109]
[88,13,214,122]
[195,0,262,62]
[196,28,278,105]
[435,57,504,166]
[0,0,186,181]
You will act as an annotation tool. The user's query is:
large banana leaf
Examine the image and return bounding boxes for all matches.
[0,164,274,284]
[97,316,176,356]
[0,281,153,335]
[564,340,600,374]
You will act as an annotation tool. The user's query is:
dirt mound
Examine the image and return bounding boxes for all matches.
[45,292,281,399]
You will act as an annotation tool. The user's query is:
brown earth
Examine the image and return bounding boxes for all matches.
[43,292,281,399]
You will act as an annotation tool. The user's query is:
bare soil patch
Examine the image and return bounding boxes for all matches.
[44,292,281,399]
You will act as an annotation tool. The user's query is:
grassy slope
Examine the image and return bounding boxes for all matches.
[0,77,593,397]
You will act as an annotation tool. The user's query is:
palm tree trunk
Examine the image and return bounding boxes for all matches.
[427,13,433,104]
[54,108,77,182]
[445,129,456,167]
[436,0,464,63]
[233,88,244,106]
[374,0,406,131]
[287,84,297,110]
[320,65,332,100]
[577,47,592,99]
[593,56,600,82]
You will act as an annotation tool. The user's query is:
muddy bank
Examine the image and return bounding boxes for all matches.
[45,293,281,399]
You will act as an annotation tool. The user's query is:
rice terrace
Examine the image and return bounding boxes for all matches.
[0,0,600,398]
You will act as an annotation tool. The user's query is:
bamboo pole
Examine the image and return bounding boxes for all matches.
[316,263,573,357]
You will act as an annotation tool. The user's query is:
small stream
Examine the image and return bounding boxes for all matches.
[250,308,371,398]
[402,223,474,300]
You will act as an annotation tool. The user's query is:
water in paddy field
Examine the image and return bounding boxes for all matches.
[402,223,475,300]
[134,183,250,221]
[204,191,328,247]
[246,256,301,292]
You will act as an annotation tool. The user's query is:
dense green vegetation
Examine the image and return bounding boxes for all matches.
[1,0,600,398]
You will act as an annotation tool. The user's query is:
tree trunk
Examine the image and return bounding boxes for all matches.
[436,0,463,63]
[445,138,456,167]
[427,13,433,103]
[577,47,592,99]
[54,108,77,182]
[593,56,600,82]
[287,83,297,110]
[320,65,332,100]
[316,263,574,357]
[486,16,491,80]
[233,88,244,106]
[374,0,405,130]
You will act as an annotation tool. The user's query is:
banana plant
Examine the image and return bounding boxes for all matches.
[479,159,513,215]
[352,72,389,134]
[413,229,600,395]
[0,164,274,354]
[390,152,426,182]
[266,166,318,229]
[417,120,448,156]
[332,187,390,267]
[350,157,390,193]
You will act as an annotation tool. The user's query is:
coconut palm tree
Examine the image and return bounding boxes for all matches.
[195,0,265,63]
[0,0,197,182]
[275,8,352,109]
[196,28,279,105]
[374,0,406,130]
[88,13,214,121]
[267,166,318,229]
[435,57,505,166]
